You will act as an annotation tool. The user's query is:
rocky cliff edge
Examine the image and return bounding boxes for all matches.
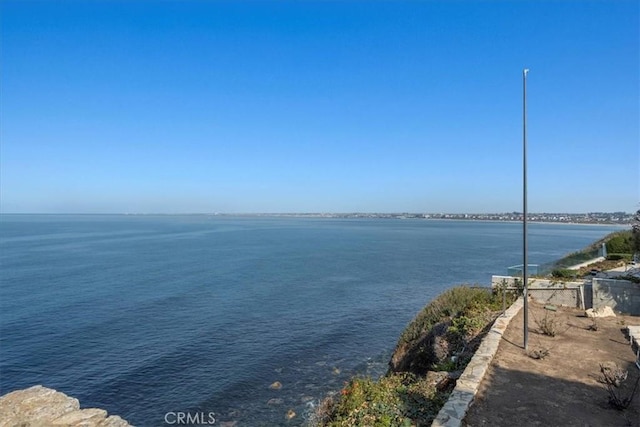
[0,385,132,427]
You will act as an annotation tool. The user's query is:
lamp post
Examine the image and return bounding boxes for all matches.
[523,68,529,350]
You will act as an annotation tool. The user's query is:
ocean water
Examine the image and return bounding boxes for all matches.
[0,215,625,426]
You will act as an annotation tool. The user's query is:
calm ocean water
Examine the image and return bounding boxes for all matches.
[0,215,625,426]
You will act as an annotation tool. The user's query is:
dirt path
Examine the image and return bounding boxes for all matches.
[464,301,640,427]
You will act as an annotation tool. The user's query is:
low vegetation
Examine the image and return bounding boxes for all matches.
[545,230,636,279]
[397,286,510,347]
[550,268,578,279]
[543,230,635,274]
[313,373,449,427]
[606,253,633,261]
[313,286,515,426]
[575,259,628,278]
[527,346,550,360]
[600,363,640,410]
[534,311,562,337]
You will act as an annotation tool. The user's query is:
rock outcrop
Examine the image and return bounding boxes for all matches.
[389,320,456,375]
[585,306,617,318]
[0,385,132,427]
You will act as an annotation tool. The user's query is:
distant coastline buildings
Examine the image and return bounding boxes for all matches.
[258,212,634,225]
[419,212,633,224]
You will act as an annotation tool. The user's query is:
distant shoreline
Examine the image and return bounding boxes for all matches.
[0,212,633,226]
[423,218,630,227]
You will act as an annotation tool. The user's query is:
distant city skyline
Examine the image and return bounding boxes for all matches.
[1,1,638,214]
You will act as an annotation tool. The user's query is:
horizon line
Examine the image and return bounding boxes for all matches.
[0,211,634,216]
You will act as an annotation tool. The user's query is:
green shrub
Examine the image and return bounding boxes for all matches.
[324,375,414,427]
[320,373,450,427]
[606,253,632,261]
[398,286,506,346]
[448,315,484,337]
[551,269,577,279]
[605,231,634,254]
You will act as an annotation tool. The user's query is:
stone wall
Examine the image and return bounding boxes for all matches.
[0,385,132,427]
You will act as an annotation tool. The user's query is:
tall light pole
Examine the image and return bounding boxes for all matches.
[523,68,529,350]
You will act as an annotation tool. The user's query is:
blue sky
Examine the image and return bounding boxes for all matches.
[1,1,638,214]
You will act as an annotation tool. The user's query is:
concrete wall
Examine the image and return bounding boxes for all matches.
[583,283,593,310]
[592,278,640,315]
[491,276,586,308]
[492,275,640,314]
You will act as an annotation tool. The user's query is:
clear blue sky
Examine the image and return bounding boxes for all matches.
[1,1,638,214]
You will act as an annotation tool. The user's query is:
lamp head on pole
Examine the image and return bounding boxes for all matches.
[524,68,529,76]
